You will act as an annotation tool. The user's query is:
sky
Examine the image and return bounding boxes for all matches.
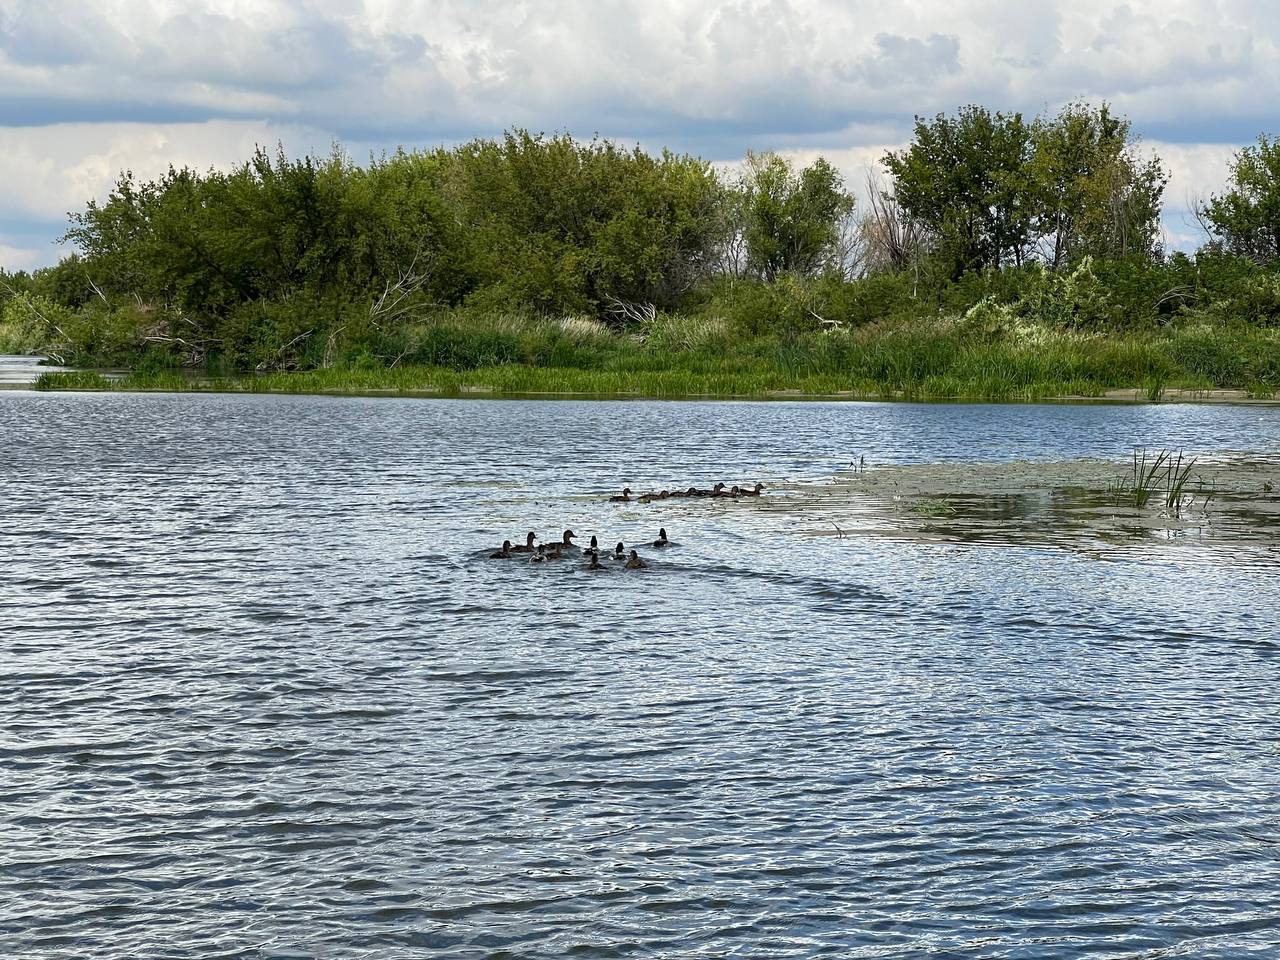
[1,0,1276,270]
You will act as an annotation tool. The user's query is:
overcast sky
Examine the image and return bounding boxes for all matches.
[2,0,1276,270]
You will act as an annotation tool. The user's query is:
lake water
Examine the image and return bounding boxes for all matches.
[3,391,1279,959]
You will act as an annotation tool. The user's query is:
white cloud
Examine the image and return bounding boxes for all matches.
[0,118,330,219]
[0,240,41,270]
[1,1,1276,264]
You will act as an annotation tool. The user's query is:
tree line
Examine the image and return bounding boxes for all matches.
[2,101,1280,371]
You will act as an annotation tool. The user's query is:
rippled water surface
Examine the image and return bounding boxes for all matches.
[3,392,1280,959]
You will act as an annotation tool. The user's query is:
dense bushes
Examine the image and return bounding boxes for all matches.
[3,111,1280,396]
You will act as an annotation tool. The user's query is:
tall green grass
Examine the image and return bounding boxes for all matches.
[33,309,1280,402]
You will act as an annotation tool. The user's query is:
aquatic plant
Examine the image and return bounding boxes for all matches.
[1112,449,1200,516]
[33,371,114,391]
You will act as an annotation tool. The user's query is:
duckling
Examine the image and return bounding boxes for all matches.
[510,531,538,554]
[625,549,648,569]
[612,541,626,559]
[489,540,513,559]
[585,549,606,571]
[530,546,547,564]
[652,527,670,548]
[581,534,599,556]
[609,487,633,503]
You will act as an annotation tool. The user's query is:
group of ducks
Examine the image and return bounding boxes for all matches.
[488,528,673,570]
[609,482,766,503]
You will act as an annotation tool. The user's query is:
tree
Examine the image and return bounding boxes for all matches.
[730,151,856,282]
[1199,135,1280,265]
[1031,102,1167,268]
[883,106,1036,278]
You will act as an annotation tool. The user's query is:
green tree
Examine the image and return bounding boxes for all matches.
[1031,102,1167,268]
[1200,135,1280,265]
[733,151,855,282]
[883,106,1037,277]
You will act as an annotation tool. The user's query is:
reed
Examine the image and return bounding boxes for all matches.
[33,371,114,391]
[1111,448,1200,515]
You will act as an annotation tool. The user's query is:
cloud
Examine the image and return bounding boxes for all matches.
[2,0,1278,265]
[4,0,1279,145]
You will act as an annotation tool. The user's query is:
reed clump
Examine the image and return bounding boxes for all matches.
[1111,449,1201,515]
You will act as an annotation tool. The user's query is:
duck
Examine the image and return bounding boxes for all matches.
[542,543,565,561]
[548,529,577,550]
[581,534,599,556]
[489,540,513,559]
[585,549,606,571]
[612,541,626,559]
[625,549,648,569]
[510,531,538,553]
[741,482,766,496]
[530,546,547,564]
[609,487,633,503]
[700,482,726,498]
[652,527,670,548]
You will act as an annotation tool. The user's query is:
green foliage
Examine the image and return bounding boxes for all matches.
[733,152,855,281]
[884,106,1037,277]
[23,115,1280,398]
[1031,102,1167,267]
[0,292,75,356]
[1200,135,1280,264]
[884,102,1166,278]
[34,370,115,390]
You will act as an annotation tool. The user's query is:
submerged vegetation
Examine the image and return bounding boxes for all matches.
[5,102,1280,399]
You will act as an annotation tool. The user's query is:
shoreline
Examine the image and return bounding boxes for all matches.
[6,376,1280,406]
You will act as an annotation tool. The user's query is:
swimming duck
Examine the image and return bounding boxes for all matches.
[510,531,538,553]
[585,549,605,571]
[652,527,670,548]
[581,534,599,556]
[613,541,626,559]
[742,482,766,496]
[549,529,577,550]
[625,550,647,569]
[489,540,513,559]
[609,487,633,503]
[703,482,726,498]
[530,546,547,564]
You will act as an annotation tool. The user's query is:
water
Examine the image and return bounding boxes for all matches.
[3,391,1279,959]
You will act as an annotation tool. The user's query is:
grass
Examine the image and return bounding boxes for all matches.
[33,371,115,391]
[25,310,1280,403]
